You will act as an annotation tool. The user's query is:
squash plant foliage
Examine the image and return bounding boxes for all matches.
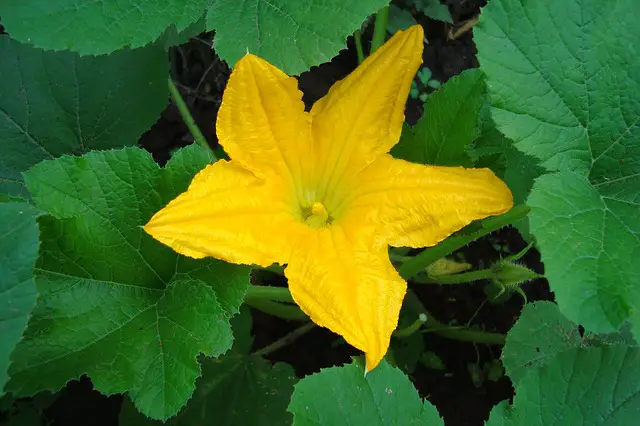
[1,0,639,425]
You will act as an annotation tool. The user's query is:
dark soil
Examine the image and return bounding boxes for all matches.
[2,1,554,425]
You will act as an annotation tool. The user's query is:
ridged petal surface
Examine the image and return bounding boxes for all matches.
[285,225,406,371]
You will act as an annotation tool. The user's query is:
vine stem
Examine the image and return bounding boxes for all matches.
[370,5,389,53]
[244,298,307,321]
[167,78,216,159]
[354,30,365,64]
[394,314,427,338]
[244,285,505,345]
[448,16,480,41]
[414,268,495,285]
[253,322,316,357]
[398,205,530,280]
[246,285,294,303]
[404,290,505,345]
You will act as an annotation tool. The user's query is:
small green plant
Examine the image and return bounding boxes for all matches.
[410,67,442,102]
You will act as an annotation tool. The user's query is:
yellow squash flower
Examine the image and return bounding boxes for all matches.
[145,25,513,371]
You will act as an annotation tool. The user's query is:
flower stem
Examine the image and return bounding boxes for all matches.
[253,322,316,357]
[354,30,365,64]
[398,205,530,280]
[246,285,294,303]
[394,313,427,338]
[414,268,495,285]
[370,5,389,53]
[404,290,505,345]
[244,299,307,321]
[167,78,216,160]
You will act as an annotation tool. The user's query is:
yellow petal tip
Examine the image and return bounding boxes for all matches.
[364,350,384,373]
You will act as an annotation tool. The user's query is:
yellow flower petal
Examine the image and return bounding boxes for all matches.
[285,225,406,371]
[310,26,424,202]
[344,155,514,248]
[216,54,313,197]
[144,160,302,267]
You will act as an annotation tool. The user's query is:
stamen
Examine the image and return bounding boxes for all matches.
[311,202,328,221]
[303,202,331,228]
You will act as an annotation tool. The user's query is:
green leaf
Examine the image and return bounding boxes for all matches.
[1,1,208,54]
[387,5,418,35]
[476,0,640,336]
[206,0,389,75]
[159,15,207,50]
[418,0,452,24]
[473,114,543,239]
[393,69,486,166]
[0,37,168,198]
[502,301,636,387]
[0,202,42,394]
[487,346,640,426]
[288,360,443,425]
[119,307,298,426]
[529,172,639,335]
[502,302,581,385]
[6,146,251,421]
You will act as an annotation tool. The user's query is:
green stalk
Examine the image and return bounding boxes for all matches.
[246,285,294,303]
[394,313,427,338]
[253,322,315,357]
[370,5,390,53]
[167,78,216,160]
[404,290,505,345]
[398,205,530,280]
[414,268,495,285]
[244,298,307,321]
[354,30,365,64]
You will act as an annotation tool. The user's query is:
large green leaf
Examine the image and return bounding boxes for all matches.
[5,146,250,421]
[476,0,640,335]
[207,0,390,74]
[502,301,636,388]
[0,202,42,394]
[0,37,168,198]
[502,302,582,385]
[487,346,640,426]
[393,69,486,166]
[288,360,443,425]
[1,1,208,54]
[120,308,298,425]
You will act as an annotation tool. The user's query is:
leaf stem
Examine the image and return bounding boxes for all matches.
[404,290,505,345]
[246,285,294,303]
[167,78,216,159]
[398,205,530,280]
[414,268,495,285]
[448,16,480,41]
[370,5,390,53]
[354,30,365,64]
[253,322,316,357]
[394,313,427,338]
[244,299,307,321]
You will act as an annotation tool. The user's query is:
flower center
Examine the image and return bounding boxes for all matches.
[302,201,332,228]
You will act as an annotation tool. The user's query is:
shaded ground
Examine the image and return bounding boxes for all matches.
[2,1,554,425]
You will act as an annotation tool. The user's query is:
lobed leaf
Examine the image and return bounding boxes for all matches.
[487,346,640,426]
[476,0,640,337]
[0,37,168,198]
[393,68,486,167]
[0,202,42,394]
[288,360,443,425]
[0,0,209,54]
[207,0,390,74]
[6,146,251,420]
[119,308,298,425]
